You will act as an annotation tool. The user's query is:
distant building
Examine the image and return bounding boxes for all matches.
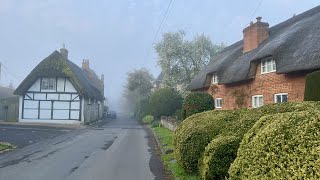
[0,85,19,122]
[14,46,105,124]
[188,6,320,110]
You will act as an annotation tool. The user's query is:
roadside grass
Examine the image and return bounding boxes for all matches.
[153,127,199,180]
[0,142,15,152]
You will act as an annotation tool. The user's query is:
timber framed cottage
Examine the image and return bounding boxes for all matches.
[188,6,320,110]
[14,46,105,124]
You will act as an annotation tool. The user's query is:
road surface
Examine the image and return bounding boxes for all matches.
[0,116,166,180]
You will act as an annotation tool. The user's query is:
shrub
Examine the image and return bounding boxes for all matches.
[142,115,154,124]
[199,135,240,180]
[149,88,183,118]
[229,110,320,179]
[182,92,215,119]
[173,110,240,173]
[304,70,320,101]
[151,120,161,128]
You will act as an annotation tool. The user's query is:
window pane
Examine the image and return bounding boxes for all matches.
[272,60,276,71]
[282,95,288,102]
[276,95,281,103]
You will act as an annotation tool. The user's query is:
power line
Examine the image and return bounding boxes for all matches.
[146,0,175,60]
[248,0,264,24]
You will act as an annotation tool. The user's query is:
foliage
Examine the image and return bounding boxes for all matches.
[155,31,225,88]
[182,92,214,119]
[173,110,239,173]
[304,70,320,101]
[199,136,240,180]
[126,68,154,96]
[149,88,183,118]
[142,115,154,124]
[174,102,320,175]
[231,89,248,109]
[229,110,320,179]
[153,127,200,180]
[173,108,183,121]
[0,142,15,152]
[151,120,161,128]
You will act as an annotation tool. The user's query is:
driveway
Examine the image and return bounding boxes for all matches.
[0,116,167,180]
[0,123,76,148]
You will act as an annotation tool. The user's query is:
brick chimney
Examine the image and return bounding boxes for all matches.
[243,17,269,53]
[60,43,68,59]
[82,59,90,70]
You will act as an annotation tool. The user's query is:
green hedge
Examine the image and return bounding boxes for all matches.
[174,102,320,175]
[173,110,240,173]
[229,110,320,179]
[199,135,240,180]
[304,70,320,101]
[142,115,154,124]
[182,92,214,119]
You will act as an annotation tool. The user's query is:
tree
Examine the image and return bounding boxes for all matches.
[155,31,225,88]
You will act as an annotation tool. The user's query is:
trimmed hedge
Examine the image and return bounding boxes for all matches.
[304,70,320,101]
[173,110,241,173]
[199,135,240,180]
[229,110,320,179]
[174,102,320,175]
[182,92,214,119]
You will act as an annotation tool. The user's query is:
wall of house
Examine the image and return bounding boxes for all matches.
[0,96,19,122]
[83,97,103,124]
[206,64,307,110]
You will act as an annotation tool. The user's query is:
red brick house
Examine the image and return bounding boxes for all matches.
[187,6,320,110]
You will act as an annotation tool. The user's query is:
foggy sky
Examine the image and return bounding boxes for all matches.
[0,0,318,110]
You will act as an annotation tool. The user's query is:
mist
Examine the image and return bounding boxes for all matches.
[0,0,317,112]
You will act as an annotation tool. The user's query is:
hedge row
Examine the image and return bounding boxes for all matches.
[173,101,320,178]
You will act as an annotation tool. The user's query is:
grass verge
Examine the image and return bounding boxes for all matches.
[0,142,15,153]
[153,126,199,180]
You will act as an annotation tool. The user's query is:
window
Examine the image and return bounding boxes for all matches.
[274,93,288,103]
[41,78,56,90]
[261,59,276,74]
[88,98,92,105]
[252,95,264,108]
[215,98,223,108]
[212,74,219,84]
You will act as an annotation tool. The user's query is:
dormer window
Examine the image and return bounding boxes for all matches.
[212,74,219,84]
[261,59,276,74]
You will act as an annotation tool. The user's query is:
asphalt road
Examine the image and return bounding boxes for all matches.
[0,124,73,148]
[0,116,166,180]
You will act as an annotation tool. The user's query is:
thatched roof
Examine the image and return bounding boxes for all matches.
[14,51,104,100]
[188,5,320,90]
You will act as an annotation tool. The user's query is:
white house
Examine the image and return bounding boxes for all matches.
[14,46,105,124]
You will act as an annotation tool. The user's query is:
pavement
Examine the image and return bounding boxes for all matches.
[0,116,167,180]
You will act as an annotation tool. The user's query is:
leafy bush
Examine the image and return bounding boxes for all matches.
[173,110,240,173]
[173,108,183,121]
[182,92,214,119]
[199,136,240,180]
[229,110,320,179]
[151,120,161,128]
[149,88,183,118]
[142,115,154,124]
[174,102,320,175]
[304,70,320,101]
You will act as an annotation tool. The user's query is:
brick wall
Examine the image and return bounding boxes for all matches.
[206,64,307,110]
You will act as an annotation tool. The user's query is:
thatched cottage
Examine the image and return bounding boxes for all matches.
[14,46,105,124]
[188,6,320,110]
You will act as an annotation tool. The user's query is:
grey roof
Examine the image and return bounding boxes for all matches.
[14,51,104,100]
[188,5,320,90]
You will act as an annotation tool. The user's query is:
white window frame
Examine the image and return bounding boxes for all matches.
[215,98,223,109]
[261,59,276,74]
[41,78,56,90]
[212,74,219,84]
[252,95,264,108]
[274,93,288,103]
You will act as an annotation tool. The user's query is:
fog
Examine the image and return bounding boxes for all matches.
[0,0,317,111]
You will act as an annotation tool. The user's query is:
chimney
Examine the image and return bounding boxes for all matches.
[243,17,269,53]
[60,43,69,59]
[82,59,90,70]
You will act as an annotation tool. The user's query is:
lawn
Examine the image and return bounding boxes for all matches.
[153,127,199,180]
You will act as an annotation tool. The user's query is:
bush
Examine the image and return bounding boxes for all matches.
[173,108,183,121]
[151,120,161,128]
[149,88,183,118]
[304,70,320,101]
[173,110,240,173]
[142,115,154,124]
[229,110,320,179]
[199,136,240,180]
[182,92,214,119]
